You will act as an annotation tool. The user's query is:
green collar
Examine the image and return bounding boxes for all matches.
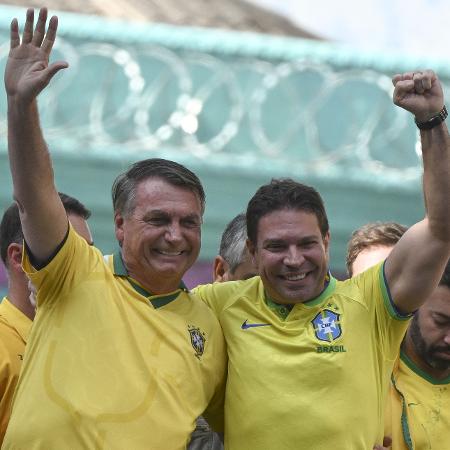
[112,250,188,309]
[264,272,336,320]
[400,349,450,385]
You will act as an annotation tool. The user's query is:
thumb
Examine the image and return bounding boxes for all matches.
[45,60,69,81]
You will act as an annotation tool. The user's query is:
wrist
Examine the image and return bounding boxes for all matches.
[414,106,448,130]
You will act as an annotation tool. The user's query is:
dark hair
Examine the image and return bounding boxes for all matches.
[440,260,450,288]
[0,193,91,267]
[111,158,205,217]
[246,178,329,245]
[346,222,408,277]
[219,213,247,273]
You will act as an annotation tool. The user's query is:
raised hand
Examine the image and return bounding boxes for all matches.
[4,8,68,105]
[392,70,444,123]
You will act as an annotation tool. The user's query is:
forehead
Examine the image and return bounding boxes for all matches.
[257,209,321,240]
[352,245,393,277]
[134,178,202,215]
[423,286,450,316]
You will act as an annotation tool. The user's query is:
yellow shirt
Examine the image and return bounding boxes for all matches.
[3,226,226,450]
[386,350,450,450]
[194,262,410,450]
[0,298,32,444]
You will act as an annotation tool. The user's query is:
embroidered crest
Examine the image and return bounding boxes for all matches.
[311,309,342,342]
[188,325,206,359]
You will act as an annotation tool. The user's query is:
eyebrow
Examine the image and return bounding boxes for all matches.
[432,312,450,321]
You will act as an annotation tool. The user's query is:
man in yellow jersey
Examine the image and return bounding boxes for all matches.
[194,72,450,448]
[347,222,450,450]
[2,8,226,450]
[189,213,256,450]
[0,194,92,444]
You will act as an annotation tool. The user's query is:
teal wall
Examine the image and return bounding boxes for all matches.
[1,4,448,288]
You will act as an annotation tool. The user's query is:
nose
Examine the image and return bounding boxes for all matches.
[444,330,450,346]
[283,246,304,267]
[164,222,183,244]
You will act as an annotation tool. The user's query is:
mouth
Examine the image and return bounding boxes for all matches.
[433,349,450,360]
[280,271,310,282]
[155,249,185,257]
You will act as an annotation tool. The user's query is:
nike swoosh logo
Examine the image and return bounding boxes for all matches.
[241,319,272,330]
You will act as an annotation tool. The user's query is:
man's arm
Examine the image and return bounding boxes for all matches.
[5,8,68,265]
[385,70,450,313]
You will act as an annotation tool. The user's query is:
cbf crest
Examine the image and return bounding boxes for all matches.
[188,325,206,359]
[312,309,342,342]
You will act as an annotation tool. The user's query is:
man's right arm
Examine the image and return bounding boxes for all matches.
[5,8,69,265]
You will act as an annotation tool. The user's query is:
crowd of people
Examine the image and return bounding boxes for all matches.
[0,7,449,450]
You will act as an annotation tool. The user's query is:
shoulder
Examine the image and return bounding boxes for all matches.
[193,276,261,311]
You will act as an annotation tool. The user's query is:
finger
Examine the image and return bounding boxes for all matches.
[413,72,425,94]
[392,72,414,86]
[393,79,414,104]
[22,8,34,44]
[32,8,47,47]
[10,18,20,49]
[392,74,402,86]
[45,60,69,80]
[41,15,58,55]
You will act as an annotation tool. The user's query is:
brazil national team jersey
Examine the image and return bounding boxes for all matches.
[386,350,450,450]
[2,226,226,450]
[0,298,32,443]
[194,262,410,450]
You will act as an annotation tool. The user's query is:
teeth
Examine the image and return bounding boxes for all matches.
[157,250,183,256]
[285,273,306,281]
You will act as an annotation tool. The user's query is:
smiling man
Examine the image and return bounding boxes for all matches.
[2,9,225,450]
[194,67,450,449]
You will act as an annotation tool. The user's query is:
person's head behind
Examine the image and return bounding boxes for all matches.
[246,178,330,304]
[346,222,408,277]
[0,193,92,318]
[408,261,450,373]
[0,192,92,271]
[213,213,257,282]
[111,159,205,294]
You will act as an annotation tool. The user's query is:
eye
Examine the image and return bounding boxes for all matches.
[182,217,201,228]
[265,242,285,252]
[146,217,167,226]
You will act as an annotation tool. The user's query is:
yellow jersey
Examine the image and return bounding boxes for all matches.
[0,298,32,443]
[194,262,410,450]
[386,350,450,450]
[3,226,226,450]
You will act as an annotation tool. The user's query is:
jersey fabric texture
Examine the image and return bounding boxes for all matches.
[386,350,450,450]
[2,226,226,450]
[194,262,410,450]
[0,298,32,443]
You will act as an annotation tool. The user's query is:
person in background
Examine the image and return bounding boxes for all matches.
[213,213,257,283]
[0,193,92,443]
[347,222,450,450]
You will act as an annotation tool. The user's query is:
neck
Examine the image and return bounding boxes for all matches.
[402,334,450,381]
[7,275,35,320]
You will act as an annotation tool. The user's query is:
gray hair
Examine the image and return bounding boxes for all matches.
[112,158,205,217]
[219,213,248,273]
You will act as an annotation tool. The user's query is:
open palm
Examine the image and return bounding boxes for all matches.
[4,8,68,103]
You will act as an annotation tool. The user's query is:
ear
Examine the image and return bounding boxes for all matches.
[7,243,24,273]
[246,238,257,264]
[213,256,229,282]
[323,232,330,253]
[114,212,125,246]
